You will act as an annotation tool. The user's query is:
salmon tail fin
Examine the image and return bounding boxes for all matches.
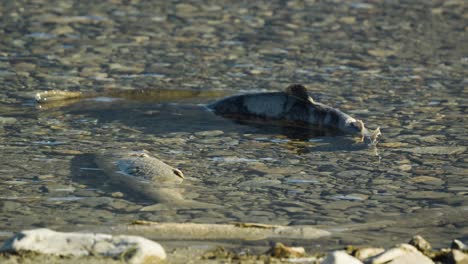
[357,120,381,146]
[355,120,366,142]
[365,127,381,146]
[371,127,381,143]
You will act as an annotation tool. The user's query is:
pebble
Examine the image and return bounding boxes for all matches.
[322,201,359,210]
[335,170,370,178]
[194,130,224,137]
[111,192,124,198]
[398,164,412,171]
[266,242,305,258]
[409,235,432,253]
[409,176,444,185]
[176,3,198,14]
[353,247,385,260]
[322,251,363,264]
[368,49,396,57]
[108,63,144,74]
[405,191,452,200]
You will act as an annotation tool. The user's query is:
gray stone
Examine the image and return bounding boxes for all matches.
[322,200,360,210]
[0,228,166,263]
[409,176,444,185]
[322,251,363,264]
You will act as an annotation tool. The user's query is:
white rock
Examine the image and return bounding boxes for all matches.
[451,249,468,264]
[368,244,434,264]
[354,247,385,260]
[0,228,166,264]
[322,250,363,264]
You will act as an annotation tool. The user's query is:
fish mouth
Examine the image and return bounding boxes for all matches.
[363,127,381,146]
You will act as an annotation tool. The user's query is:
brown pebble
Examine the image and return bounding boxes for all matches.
[409,235,432,253]
[267,242,305,258]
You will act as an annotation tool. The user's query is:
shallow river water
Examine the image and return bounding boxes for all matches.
[0,0,467,253]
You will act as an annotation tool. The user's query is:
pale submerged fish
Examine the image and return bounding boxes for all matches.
[95,150,218,209]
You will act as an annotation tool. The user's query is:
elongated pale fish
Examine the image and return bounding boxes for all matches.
[208,84,381,145]
[94,150,217,209]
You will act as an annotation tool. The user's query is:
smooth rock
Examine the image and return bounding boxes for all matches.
[451,249,468,264]
[0,228,166,263]
[194,130,224,137]
[409,235,432,252]
[368,49,396,57]
[409,176,444,184]
[322,251,363,264]
[368,244,434,264]
[354,247,385,260]
[322,200,359,210]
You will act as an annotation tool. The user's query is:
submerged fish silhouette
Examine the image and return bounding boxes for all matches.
[94,150,218,210]
[208,84,381,145]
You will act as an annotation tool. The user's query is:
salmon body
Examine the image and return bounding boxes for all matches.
[208,84,381,145]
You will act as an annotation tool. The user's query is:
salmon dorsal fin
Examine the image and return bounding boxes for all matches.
[285,84,314,102]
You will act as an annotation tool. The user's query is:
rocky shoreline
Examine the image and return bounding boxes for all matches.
[0,226,466,264]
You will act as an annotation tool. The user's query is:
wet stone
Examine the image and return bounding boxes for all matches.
[336,170,370,178]
[2,201,22,212]
[400,146,466,155]
[176,3,198,14]
[0,117,17,124]
[322,200,360,210]
[77,197,113,208]
[194,130,224,137]
[409,235,432,253]
[404,191,452,200]
[398,164,412,171]
[323,251,363,264]
[409,176,444,185]
[353,247,385,260]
